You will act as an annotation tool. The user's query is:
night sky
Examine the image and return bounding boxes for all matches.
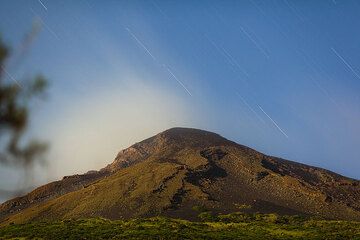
[0,0,360,201]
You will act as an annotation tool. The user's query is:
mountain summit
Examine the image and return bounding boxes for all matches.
[1,127,360,224]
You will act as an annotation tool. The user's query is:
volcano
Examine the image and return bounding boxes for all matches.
[1,127,359,224]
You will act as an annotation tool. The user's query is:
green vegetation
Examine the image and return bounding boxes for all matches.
[0,213,359,239]
[234,203,252,210]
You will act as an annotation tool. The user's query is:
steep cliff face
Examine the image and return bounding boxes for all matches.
[1,128,359,224]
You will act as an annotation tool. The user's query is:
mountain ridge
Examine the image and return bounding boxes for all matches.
[1,127,359,224]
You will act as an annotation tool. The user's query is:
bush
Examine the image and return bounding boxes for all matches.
[198,211,217,222]
[192,205,208,212]
[218,212,254,223]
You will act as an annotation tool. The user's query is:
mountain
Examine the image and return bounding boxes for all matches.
[1,127,359,224]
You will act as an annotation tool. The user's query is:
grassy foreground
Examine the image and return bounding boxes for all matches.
[0,213,359,240]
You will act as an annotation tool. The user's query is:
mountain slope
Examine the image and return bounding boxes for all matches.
[1,128,359,224]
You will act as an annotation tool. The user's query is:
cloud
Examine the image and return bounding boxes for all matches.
[40,79,195,180]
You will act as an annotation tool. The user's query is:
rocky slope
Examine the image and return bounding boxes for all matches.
[1,127,359,224]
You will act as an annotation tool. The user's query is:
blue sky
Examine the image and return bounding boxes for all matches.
[0,0,360,199]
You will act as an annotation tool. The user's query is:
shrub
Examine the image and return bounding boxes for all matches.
[198,211,217,222]
[192,205,208,212]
